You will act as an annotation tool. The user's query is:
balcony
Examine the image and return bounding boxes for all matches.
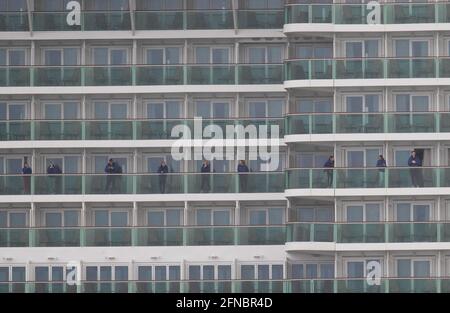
[0,64,283,87]
[1,278,447,293]
[285,57,450,82]
[286,112,450,135]
[286,167,450,190]
[288,222,450,243]
[237,9,284,29]
[7,9,284,32]
[0,118,284,141]
[0,172,284,196]
[0,12,29,31]
[285,3,448,25]
[0,226,286,247]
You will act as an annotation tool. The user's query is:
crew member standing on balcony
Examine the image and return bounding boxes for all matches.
[22,162,32,195]
[323,156,334,188]
[47,161,58,194]
[237,160,249,192]
[104,158,117,194]
[158,160,169,193]
[408,150,423,187]
[200,160,211,193]
[376,155,387,187]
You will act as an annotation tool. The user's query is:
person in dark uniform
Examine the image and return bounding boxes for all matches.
[323,156,335,188]
[200,160,211,193]
[158,160,169,193]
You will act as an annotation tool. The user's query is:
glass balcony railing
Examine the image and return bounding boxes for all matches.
[0,172,284,195]
[83,11,132,31]
[135,11,183,30]
[237,9,284,29]
[0,121,31,140]
[3,278,449,293]
[286,112,447,135]
[286,167,450,189]
[0,64,283,87]
[0,117,285,141]
[0,12,29,31]
[286,3,448,25]
[0,225,287,247]
[0,228,29,247]
[5,9,285,32]
[238,64,283,84]
[287,222,450,243]
[285,58,450,80]
[186,10,234,29]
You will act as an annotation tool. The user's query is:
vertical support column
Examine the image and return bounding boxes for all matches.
[437,141,441,187]
[235,42,239,84]
[81,95,86,140]
[133,94,137,140]
[81,41,86,86]
[29,202,35,247]
[183,95,189,193]
[385,196,389,242]
[31,149,36,195]
[437,196,442,242]
[385,250,390,292]
[333,87,337,133]
[30,95,35,140]
[437,87,441,132]
[183,201,188,246]
[180,259,186,293]
[438,250,442,293]
[232,258,238,293]
[129,0,135,36]
[26,261,32,293]
[235,200,240,245]
[30,41,35,86]
[80,201,86,247]
[436,32,440,78]
[334,198,338,242]
[82,148,86,194]
[133,148,138,194]
[132,39,137,86]
[184,39,188,84]
[132,201,138,246]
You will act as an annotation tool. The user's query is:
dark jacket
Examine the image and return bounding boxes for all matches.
[324,159,334,168]
[22,167,32,175]
[201,163,211,173]
[105,162,116,174]
[237,164,249,173]
[47,165,58,175]
[54,165,62,174]
[408,156,422,167]
[376,159,387,167]
[158,164,169,174]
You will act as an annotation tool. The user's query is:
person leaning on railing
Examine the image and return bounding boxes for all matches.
[323,156,334,188]
[376,155,387,187]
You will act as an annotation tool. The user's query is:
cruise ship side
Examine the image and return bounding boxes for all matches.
[0,0,450,293]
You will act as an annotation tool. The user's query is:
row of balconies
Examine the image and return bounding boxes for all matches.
[0,118,285,141]
[0,9,283,32]
[286,3,450,25]
[3,222,450,247]
[0,278,446,293]
[3,58,450,88]
[286,57,450,81]
[0,225,286,247]
[1,168,450,195]
[1,113,449,141]
[0,64,283,87]
[5,3,450,33]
